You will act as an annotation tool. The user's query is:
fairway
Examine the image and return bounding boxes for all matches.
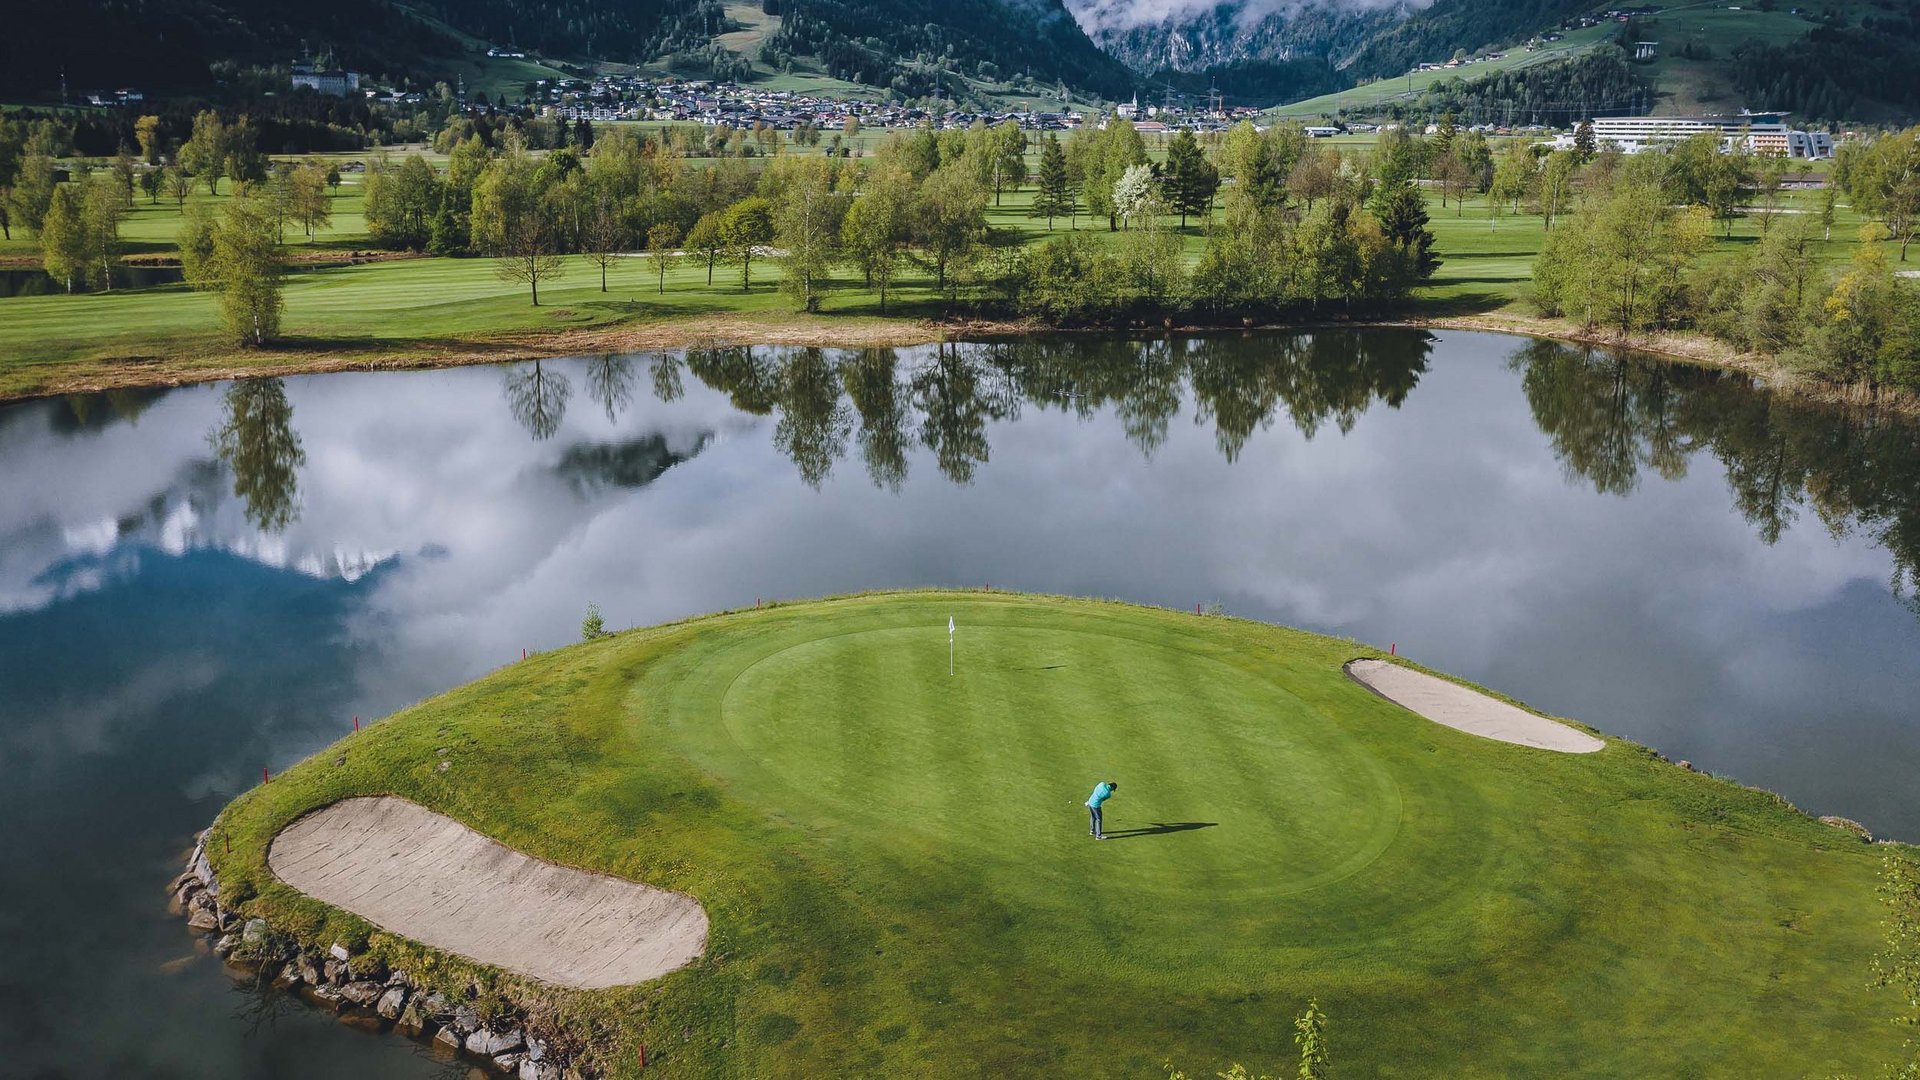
[211,592,1905,1078]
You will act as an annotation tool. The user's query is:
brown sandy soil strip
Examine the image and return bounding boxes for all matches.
[1345,659,1605,754]
[268,796,708,989]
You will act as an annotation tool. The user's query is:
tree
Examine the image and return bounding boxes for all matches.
[1845,129,1920,261]
[1537,150,1576,231]
[364,155,444,250]
[1705,149,1756,237]
[133,115,163,165]
[1111,163,1156,230]
[843,163,913,311]
[1294,999,1331,1080]
[645,222,681,294]
[39,182,87,293]
[475,157,568,305]
[721,196,775,291]
[165,166,191,212]
[1573,119,1597,163]
[775,160,848,312]
[111,149,137,206]
[1163,128,1219,228]
[1371,180,1440,290]
[81,174,125,290]
[180,110,227,194]
[1120,193,1184,300]
[989,120,1027,205]
[289,161,332,242]
[581,603,607,641]
[1031,135,1075,230]
[139,168,163,204]
[1753,153,1789,235]
[687,210,725,285]
[915,161,988,295]
[9,153,56,234]
[577,181,628,292]
[1819,177,1839,241]
[1488,141,1534,224]
[185,196,286,346]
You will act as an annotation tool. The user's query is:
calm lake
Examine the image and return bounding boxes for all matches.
[2,329,1917,1077]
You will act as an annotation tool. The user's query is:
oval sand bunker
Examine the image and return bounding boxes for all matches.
[1345,659,1605,754]
[267,796,707,988]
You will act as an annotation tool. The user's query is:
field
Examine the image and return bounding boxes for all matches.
[0,148,1894,403]
[204,591,1904,1078]
[1266,23,1617,120]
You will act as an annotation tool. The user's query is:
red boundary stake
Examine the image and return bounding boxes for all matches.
[352,715,360,733]
[1390,643,1397,656]
[262,767,271,784]
[638,1045,647,1069]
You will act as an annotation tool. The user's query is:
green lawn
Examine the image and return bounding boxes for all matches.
[1267,24,1617,120]
[208,592,1905,1079]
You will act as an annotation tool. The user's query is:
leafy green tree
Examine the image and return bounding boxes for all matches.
[1792,225,1919,390]
[687,210,725,285]
[133,115,163,165]
[1163,128,1219,228]
[1537,151,1577,231]
[81,173,125,290]
[1487,141,1534,223]
[1120,192,1184,300]
[775,158,849,312]
[843,163,914,310]
[581,603,608,641]
[364,155,444,250]
[914,161,988,295]
[1016,231,1119,320]
[645,221,681,294]
[474,155,567,305]
[39,182,87,293]
[184,195,285,346]
[138,167,163,204]
[289,161,332,242]
[989,120,1026,206]
[164,165,191,212]
[180,110,227,194]
[1371,180,1440,290]
[1844,129,1920,261]
[1573,120,1597,162]
[1111,163,1156,230]
[721,196,775,291]
[1031,135,1075,230]
[9,153,56,234]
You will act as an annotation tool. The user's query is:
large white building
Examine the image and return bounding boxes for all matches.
[1576,111,1833,158]
[291,62,361,97]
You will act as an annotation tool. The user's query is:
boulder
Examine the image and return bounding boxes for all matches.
[341,980,384,1007]
[186,893,222,932]
[419,992,453,1021]
[300,983,346,1012]
[433,1026,464,1052]
[395,999,431,1037]
[495,1052,526,1072]
[450,1005,481,1035]
[328,942,351,962]
[212,934,238,958]
[375,985,408,1020]
[242,918,270,949]
[519,1061,563,1080]
[295,954,323,986]
[467,1026,524,1056]
[322,958,348,985]
[524,1036,548,1062]
[274,962,304,989]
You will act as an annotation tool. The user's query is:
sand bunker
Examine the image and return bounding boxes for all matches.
[267,796,707,988]
[1345,659,1605,754]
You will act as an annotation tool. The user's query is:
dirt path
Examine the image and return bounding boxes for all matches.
[267,796,708,988]
[1345,659,1605,754]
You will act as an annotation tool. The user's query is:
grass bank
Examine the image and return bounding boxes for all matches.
[0,181,1902,405]
[206,591,1904,1078]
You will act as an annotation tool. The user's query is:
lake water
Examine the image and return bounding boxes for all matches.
[2,329,1916,1077]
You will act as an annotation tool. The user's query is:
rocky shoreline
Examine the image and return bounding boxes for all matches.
[170,831,598,1079]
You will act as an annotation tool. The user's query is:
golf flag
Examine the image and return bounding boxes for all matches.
[948,616,955,636]
[947,616,955,676]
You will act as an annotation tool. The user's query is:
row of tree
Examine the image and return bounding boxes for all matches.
[1529,136,1920,394]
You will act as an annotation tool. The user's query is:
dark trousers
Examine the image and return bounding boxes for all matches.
[1089,805,1103,836]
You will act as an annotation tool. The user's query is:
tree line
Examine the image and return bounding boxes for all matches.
[356,116,1438,321]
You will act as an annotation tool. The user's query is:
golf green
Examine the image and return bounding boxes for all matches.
[212,592,1905,1078]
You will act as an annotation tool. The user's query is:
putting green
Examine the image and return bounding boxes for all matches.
[214,592,1905,1078]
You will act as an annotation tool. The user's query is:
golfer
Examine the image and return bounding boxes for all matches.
[1086,780,1117,840]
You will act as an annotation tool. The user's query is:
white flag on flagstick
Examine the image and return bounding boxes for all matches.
[948,616,955,635]
[947,616,955,675]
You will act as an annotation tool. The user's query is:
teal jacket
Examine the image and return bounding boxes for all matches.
[1086,782,1114,810]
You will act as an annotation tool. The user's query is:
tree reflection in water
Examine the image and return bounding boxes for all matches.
[208,378,305,533]
[584,356,635,424]
[1509,338,1920,606]
[502,360,572,440]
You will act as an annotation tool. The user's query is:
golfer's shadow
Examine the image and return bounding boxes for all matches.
[1101,821,1217,840]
